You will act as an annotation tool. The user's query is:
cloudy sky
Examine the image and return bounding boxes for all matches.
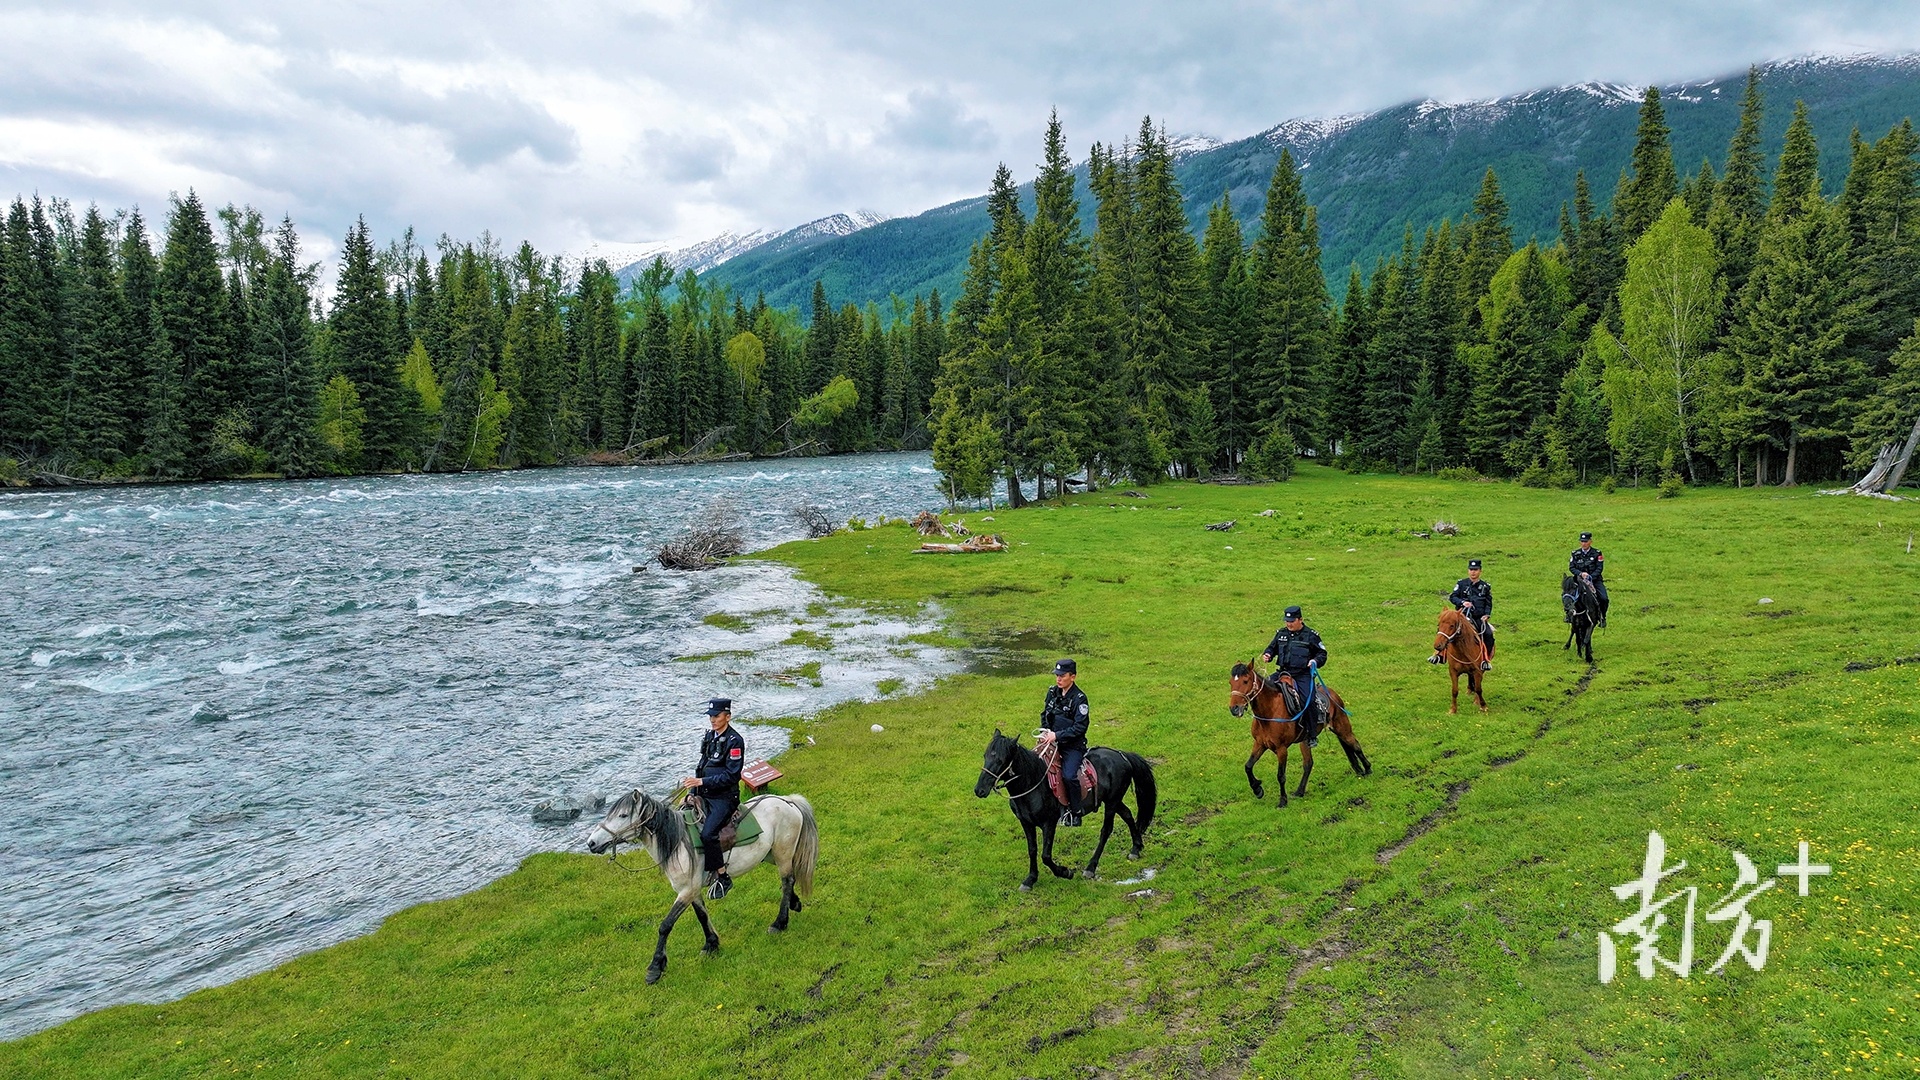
[1,1,1916,267]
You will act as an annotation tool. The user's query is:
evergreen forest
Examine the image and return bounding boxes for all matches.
[1,71,1916,497]
[930,73,1920,502]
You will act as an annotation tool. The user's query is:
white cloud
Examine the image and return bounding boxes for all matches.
[0,1,1915,274]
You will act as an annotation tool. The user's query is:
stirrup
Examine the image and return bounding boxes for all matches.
[707,873,732,900]
[1060,811,1082,827]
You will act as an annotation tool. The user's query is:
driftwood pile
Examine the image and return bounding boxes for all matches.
[911,510,948,536]
[792,504,835,538]
[659,502,747,570]
[915,534,1006,554]
[1432,520,1460,536]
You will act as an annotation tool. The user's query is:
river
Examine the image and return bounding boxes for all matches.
[0,453,956,1039]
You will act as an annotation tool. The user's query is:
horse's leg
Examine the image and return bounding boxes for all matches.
[1448,667,1460,714]
[771,874,794,932]
[1020,819,1039,892]
[1472,666,1488,712]
[1245,745,1267,800]
[1043,819,1072,879]
[646,898,689,984]
[1111,801,1143,859]
[692,899,720,953]
[1295,739,1315,798]
[1084,797,1118,879]
[1275,743,1290,807]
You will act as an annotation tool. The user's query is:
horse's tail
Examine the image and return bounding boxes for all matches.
[787,794,819,899]
[1123,752,1157,836]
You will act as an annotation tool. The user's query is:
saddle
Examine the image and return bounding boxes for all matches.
[681,795,765,853]
[1269,673,1332,723]
[1035,739,1098,809]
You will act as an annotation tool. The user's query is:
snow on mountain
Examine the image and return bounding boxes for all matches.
[1167,133,1224,160]
[611,210,889,284]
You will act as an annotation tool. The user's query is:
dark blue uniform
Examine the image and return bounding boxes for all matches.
[1264,624,1328,736]
[1448,576,1494,656]
[695,725,745,873]
[1570,545,1608,624]
[1041,683,1090,814]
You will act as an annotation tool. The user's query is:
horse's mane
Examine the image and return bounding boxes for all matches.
[1231,662,1250,677]
[611,789,685,865]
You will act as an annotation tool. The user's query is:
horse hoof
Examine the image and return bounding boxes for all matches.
[789,898,802,912]
[645,966,664,985]
[1019,882,1033,892]
[703,942,720,955]
[768,924,787,934]
[1081,868,1096,880]
[1127,850,1141,860]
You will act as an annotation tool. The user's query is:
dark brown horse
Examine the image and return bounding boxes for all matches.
[1432,608,1488,714]
[1227,659,1372,806]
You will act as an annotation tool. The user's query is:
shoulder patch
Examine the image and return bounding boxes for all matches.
[1079,703,1089,715]
[729,747,742,759]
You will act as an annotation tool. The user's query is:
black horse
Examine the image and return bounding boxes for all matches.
[974,729,1157,890]
[1563,574,1599,664]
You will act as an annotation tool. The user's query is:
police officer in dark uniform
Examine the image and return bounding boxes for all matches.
[1263,605,1329,745]
[1039,659,1091,826]
[1569,531,1608,627]
[1445,558,1495,671]
[680,697,745,899]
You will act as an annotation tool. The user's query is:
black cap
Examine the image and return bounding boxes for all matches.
[1053,658,1077,676]
[1468,558,1482,570]
[1579,531,1593,542]
[1284,605,1303,620]
[705,697,732,716]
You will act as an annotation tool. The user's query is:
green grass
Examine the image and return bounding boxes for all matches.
[701,612,751,632]
[7,466,1919,1078]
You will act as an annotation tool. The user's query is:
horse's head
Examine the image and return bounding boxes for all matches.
[1436,607,1461,651]
[1562,575,1581,617]
[586,789,655,855]
[1229,659,1261,718]
[976,728,1015,798]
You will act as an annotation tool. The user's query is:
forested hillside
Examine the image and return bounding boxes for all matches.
[702,55,1920,309]
[928,73,1920,501]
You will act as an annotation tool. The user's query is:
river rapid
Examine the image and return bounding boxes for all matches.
[0,454,957,1039]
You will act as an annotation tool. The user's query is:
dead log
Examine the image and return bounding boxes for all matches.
[1205,520,1236,532]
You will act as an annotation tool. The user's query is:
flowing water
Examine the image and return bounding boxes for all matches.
[0,453,958,1039]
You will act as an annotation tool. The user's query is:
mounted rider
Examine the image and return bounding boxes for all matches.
[681,697,745,900]
[1263,605,1329,746]
[1039,659,1091,826]
[1442,558,1494,671]
[1569,531,1609,627]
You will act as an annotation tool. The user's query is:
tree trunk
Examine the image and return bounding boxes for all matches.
[1783,432,1798,486]
[1005,468,1027,508]
[1882,413,1920,493]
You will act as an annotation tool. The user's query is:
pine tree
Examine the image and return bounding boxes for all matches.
[1838,121,1920,379]
[1249,149,1332,459]
[251,218,320,475]
[118,210,159,449]
[158,191,233,472]
[1709,67,1768,328]
[1200,193,1256,470]
[1615,86,1679,243]
[1128,119,1204,476]
[58,206,133,464]
[1768,102,1821,225]
[1458,169,1514,326]
[329,218,404,468]
[140,299,190,477]
[0,199,64,454]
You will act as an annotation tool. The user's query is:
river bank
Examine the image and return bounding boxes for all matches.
[5,466,1916,1077]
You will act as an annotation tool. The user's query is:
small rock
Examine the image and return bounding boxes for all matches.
[870,724,885,733]
[1126,888,1155,899]
[1758,597,1774,604]
[1674,762,1700,771]
[1257,509,1276,517]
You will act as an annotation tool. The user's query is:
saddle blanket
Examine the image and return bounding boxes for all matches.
[1036,740,1099,808]
[681,799,766,852]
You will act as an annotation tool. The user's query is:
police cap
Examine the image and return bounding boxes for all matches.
[1053,658,1077,676]
[1284,605,1303,620]
[1579,531,1593,542]
[705,697,732,716]
[1467,558,1482,570]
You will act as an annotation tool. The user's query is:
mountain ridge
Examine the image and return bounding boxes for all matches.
[694,52,1920,309]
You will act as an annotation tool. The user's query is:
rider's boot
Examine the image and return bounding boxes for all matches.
[708,871,733,900]
[1062,780,1084,827]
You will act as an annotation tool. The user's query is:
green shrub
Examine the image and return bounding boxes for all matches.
[1599,474,1617,494]
[1658,472,1685,498]
[1517,464,1551,488]
[1242,428,1295,481]
[1436,466,1479,482]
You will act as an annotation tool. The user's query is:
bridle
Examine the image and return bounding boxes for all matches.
[1230,663,1295,724]
[595,790,664,874]
[978,738,1046,801]
[1435,612,1484,662]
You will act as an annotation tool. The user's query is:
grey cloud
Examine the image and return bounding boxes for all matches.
[640,131,736,184]
[291,66,580,168]
[880,90,995,153]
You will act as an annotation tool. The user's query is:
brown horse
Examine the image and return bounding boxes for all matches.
[1432,608,1488,714]
[1227,659,1372,806]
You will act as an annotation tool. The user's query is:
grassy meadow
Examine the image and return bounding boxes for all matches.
[5,466,1918,1078]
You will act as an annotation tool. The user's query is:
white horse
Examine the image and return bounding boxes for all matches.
[586,789,819,984]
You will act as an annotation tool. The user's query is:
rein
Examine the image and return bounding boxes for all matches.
[1233,662,1321,724]
[979,743,1047,801]
[1438,614,1485,664]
